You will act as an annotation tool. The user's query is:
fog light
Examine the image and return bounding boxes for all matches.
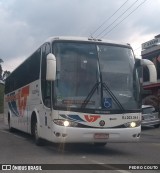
[64,121,70,127]
[132,134,137,137]
[62,134,67,137]
[55,132,61,137]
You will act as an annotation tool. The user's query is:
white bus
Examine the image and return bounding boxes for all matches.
[4,36,157,146]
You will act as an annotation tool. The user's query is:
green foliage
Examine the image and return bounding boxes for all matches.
[0,84,4,113]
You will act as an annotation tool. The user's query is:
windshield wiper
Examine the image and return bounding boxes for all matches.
[81,81,125,112]
[102,82,125,112]
[81,80,125,112]
[81,82,100,109]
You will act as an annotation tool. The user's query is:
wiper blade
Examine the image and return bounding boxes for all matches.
[81,82,100,109]
[81,81,125,112]
[103,82,125,112]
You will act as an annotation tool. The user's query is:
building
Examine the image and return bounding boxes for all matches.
[141,34,160,111]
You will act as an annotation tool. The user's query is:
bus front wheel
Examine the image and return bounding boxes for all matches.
[33,121,43,146]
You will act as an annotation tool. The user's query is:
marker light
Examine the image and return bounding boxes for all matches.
[63,121,70,127]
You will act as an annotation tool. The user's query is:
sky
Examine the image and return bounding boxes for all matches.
[0,0,160,72]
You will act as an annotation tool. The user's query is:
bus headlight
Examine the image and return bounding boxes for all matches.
[124,121,141,128]
[53,119,78,127]
[130,122,136,128]
[63,120,69,127]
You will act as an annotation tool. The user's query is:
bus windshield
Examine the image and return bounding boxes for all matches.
[53,42,140,112]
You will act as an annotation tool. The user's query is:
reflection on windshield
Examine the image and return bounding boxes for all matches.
[53,42,140,111]
[54,43,100,109]
[98,45,140,110]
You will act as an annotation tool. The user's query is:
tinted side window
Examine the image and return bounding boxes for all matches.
[28,48,41,82]
[5,48,41,94]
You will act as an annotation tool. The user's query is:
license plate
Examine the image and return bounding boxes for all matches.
[94,133,109,139]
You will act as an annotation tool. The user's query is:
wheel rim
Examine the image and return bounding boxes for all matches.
[35,122,39,140]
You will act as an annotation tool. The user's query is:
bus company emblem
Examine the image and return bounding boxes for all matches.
[6,85,29,117]
[99,120,105,127]
[84,115,100,122]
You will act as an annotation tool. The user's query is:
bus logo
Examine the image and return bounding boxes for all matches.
[5,86,29,117]
[18,86,29,116]
[99,120,105,127]
[84,115,100,122]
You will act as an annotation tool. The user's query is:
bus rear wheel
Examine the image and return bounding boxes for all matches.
[8,116,14,132]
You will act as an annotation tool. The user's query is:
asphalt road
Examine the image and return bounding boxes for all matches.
[0,115,160,173]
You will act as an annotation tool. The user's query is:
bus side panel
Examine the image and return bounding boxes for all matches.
[4,81,40,134]
[4,85,30,132]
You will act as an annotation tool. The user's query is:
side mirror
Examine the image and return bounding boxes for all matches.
[46,53,56,81]
[141,59,157,83]
[135,58,141,68]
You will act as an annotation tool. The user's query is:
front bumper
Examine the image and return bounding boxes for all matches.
[51,125,141,143]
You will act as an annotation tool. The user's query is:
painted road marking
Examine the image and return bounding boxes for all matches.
[90,159,132,173]
[0,129,26,140]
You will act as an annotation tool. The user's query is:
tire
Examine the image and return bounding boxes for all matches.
[8,117,14,132]
[94,142,107,147]
[33,121,43,146]
[154,124,160,128]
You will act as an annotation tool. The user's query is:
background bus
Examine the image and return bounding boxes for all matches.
[141,34,160,114]
[4,36,157,146]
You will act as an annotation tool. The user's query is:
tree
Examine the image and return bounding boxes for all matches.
[0,59,10,82]
[2,70,11,81]
[0,59,3,80]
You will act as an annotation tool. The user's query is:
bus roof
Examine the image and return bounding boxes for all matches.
[8,36,131,76]
[45,36,131,47]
